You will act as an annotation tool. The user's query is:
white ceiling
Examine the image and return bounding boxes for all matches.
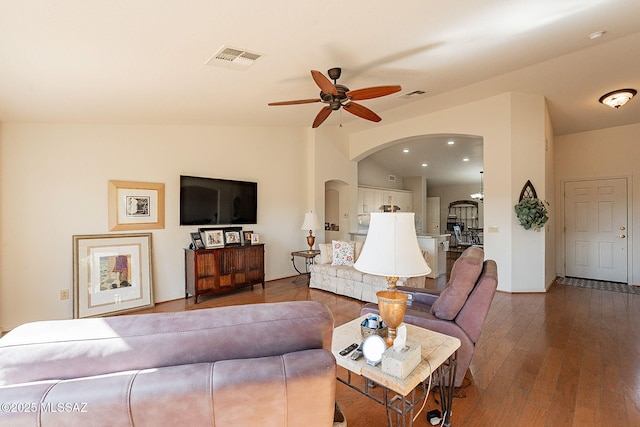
[366,135,484,187]
[1,1,638,185]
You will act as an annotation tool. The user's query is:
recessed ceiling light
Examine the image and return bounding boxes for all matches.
[421,163,428,167]
[462,158,469,162]
[403,149,409,153]
[589,30,606,40]
[447,141,455,145]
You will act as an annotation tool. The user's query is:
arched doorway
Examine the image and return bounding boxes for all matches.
[324,180,349,242]
[357,134,483,237]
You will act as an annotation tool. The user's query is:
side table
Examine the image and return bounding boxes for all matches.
[290,250,320,283]
[332,315,460,427]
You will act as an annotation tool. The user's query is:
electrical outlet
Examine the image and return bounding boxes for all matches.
[60,290,69,300]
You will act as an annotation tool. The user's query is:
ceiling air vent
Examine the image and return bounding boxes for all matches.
[206,46,262,70]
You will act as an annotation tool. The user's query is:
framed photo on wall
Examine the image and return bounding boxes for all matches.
[73,233,154,318]
[108,180,165,231]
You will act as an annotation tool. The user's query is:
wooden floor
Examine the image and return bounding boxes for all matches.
[138,275,640,426]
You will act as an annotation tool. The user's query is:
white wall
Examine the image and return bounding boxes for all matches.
[0,123,308,330]
[509,93,548,292]
[358,157,404,189]
[544,107,556,289]
[555,122,640,285]
[310,126,357,243]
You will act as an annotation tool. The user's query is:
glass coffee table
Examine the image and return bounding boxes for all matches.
[332,315,461,427]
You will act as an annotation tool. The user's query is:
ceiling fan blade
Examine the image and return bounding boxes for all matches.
[312,107,333,128]
[343,102,382,122]
[268,98,321,106]
[311,70,338,96]
[346,85,402,100]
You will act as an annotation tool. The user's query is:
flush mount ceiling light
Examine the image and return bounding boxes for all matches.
[599,88,637,109]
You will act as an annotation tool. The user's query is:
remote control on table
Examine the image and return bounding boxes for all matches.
[350,349,363,360]
[339,343,359,356]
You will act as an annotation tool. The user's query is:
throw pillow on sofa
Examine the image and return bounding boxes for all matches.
[318,241,363,265]
[331,240,355,266]
[318,243,333,264]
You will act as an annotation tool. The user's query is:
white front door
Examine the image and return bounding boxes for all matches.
[564,178,628,282]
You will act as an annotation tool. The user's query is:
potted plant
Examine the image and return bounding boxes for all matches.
[514,198,549,231]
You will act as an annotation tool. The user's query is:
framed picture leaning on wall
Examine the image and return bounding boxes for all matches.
[73,233,154,318]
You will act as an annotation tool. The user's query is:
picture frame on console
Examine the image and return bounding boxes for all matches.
[243,230,253,244]
[202,229,224,248]
[224,230,241,245]
[190,232,205,250]
[108,180,165,231]
[251,233,260,244]
[72,233,154,318]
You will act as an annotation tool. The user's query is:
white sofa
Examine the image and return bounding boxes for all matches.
[309,241,427,303]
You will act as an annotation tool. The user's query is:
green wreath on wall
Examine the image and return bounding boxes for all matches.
[514,180,549,231]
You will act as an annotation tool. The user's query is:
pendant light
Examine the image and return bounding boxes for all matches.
[470,171,484,201]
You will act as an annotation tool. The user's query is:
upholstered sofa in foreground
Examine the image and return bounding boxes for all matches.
[0,301,337,427]
[310,240,427,303]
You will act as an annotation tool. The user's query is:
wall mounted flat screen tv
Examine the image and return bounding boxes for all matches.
[180,175,257,225]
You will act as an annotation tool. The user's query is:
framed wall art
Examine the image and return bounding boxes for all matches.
[108,180,165,231]
[73,233,154,318]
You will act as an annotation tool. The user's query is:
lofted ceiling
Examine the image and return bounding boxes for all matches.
[0,1,638,185]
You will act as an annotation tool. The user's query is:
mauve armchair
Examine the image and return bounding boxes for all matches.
[361,246,497,387]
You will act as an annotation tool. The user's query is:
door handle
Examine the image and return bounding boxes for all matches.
[620,226,626,230]
[619,234,626,238]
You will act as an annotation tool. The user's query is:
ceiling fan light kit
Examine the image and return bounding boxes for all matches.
[268,68,401,128]
[599,88,636,109]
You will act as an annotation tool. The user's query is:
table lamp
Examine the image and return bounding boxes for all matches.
[354,212,430,346]
[301,212,321,252]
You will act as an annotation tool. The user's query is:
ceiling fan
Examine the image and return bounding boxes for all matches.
[268,67,401,128]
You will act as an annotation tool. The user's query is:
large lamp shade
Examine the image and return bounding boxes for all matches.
[354,212,431,278]
[355,212,430,346]
[300,212,321,232]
